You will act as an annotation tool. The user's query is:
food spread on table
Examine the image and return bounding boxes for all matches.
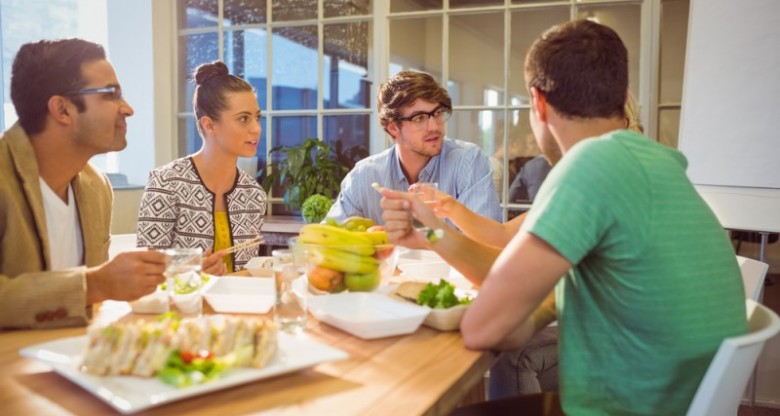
[297,216,393,293]
[394,279,473,309]
[81,313,278,387]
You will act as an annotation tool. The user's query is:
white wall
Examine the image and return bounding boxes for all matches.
[106,0,155,187]
[110,0,176,234]
[679,0,780,190]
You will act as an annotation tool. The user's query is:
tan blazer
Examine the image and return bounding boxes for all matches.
[0,123,112,329]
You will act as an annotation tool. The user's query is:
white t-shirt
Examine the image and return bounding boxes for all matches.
[40,178,83,270]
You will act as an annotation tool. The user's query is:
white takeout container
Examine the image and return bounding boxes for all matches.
[397,249,444,262]
[129,273,217,314]
[204,276,275,314]
[244,256,275,277]
[308,292,429,339]
[129,288,168,314]
[395,284,476,332]
[424,304,469,331]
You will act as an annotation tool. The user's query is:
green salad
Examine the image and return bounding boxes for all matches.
[417,279,472,309]
[157,349,226,387]
[160,272,211,294]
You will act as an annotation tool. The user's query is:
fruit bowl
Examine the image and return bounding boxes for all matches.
[289,235,396,295]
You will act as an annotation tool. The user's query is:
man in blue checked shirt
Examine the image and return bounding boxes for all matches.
[325,70,501,224]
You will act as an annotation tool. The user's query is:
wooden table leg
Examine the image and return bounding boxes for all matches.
[457,371,488,406]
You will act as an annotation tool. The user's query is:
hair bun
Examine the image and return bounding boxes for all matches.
[194,61,229,85]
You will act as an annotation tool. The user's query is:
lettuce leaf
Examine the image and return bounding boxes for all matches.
[417,279,471,309]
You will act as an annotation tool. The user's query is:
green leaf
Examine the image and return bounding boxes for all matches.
[264,138,352,211]
[417,279,467,309]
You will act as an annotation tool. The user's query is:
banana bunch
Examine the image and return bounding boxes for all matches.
[326,216,376,232]
[298,217,392,292]
[307,246,378,274]
[298,223,376,256]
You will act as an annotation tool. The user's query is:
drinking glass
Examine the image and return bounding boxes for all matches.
[273,248,307,332]
[411,182,440,231]
[164,248,204,317]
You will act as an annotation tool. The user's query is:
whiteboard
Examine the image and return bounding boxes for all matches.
[678,0,780,232]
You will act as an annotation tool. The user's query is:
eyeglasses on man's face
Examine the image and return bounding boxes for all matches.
[64,85,123,101]
[395,105,451,129]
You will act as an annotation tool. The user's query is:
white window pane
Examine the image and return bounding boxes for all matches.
[449,109,505,198]
[272,0,316,21]
[658,108,681,149]
[272,25,318,110]
[449,13,504,106]
[325,0,371,18]
[660,0,689,103]
[509,8,570,104]
[389,16,443,80]
[179,0,218,29]
[324,114,371,169]
[225,0,266,25]
[179,32,219,114]
[391,0,442,13]
[324,22,371,109]
[576,4,642,99]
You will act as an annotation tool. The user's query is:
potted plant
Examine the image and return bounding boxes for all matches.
[262,138,350,214]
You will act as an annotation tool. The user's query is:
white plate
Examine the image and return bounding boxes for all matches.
[204,276,275,314]
[308,292,429,339]
[19,332,348,414]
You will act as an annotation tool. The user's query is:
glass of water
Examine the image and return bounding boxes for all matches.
[410,182,440,231]
[164,248,203,317]
[273,248,307,332]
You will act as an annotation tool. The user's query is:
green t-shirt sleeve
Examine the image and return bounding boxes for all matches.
[523,137,649,265]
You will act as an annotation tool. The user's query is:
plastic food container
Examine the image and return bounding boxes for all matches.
[308,292,429,339]
[204,276,275,314]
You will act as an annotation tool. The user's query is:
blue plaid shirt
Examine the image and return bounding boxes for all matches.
[326,138,501,224]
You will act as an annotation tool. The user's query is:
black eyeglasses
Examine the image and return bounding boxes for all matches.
[64,85,123,101]
[394,105,452,129]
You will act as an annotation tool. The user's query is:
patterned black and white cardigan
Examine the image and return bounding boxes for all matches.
[136,157,267,272]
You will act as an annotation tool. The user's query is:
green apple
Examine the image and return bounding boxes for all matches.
[345,269,380,292]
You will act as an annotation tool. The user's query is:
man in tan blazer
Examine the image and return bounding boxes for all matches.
[0,39,167,329]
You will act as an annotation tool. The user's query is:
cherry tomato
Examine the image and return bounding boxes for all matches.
[180,351,194,364]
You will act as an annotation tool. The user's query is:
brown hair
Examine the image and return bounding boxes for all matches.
[192,61,254,135]
[524,19,628,120]
[377,70,452,134]
[11,39,106,135]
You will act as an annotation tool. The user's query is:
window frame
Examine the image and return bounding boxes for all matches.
[166,0,684,219]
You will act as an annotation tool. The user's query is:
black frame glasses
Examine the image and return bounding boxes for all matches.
[394,105,452,128]
[63,85,122,101]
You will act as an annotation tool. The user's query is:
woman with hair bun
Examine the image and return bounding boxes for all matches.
[136,61,266,274]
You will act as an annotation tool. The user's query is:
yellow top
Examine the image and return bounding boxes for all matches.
[213,211,234,272]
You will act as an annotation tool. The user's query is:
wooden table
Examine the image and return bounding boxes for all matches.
[0,300,494,415]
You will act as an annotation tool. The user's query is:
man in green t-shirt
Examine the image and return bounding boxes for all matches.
[378,19,746,414]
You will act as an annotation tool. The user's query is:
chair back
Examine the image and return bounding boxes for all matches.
[686,299,780,416]
[737,255,768,301]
